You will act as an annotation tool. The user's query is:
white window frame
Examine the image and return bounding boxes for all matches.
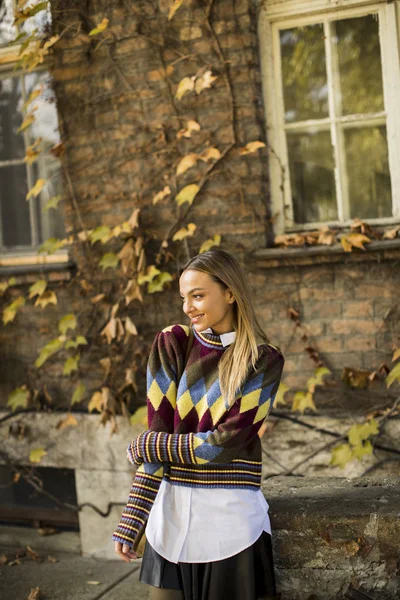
[258,0,400,235]
[0,2,69,268]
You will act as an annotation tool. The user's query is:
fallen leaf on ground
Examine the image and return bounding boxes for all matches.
[47,556,58,563]
[87,581,101,585]
[27,588,40,600]
[26,546,41,561]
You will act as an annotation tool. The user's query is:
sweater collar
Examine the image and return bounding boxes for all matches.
[192,326,236,348]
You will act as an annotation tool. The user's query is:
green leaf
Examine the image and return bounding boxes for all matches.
[63,355,80,376]
[386,362,400,388]
[38,237,64,254]
[175,184,200,207]
[7,386,30,411]
[148,272,173,294]
[88,17,109,36]
[137,265,161,285]
[35,336,65,368]
[199,235,221,254]
[58,313,77,335]
[130,406,148,426]
[3,296,25,325]
[89,225,111,245]
[352,440,373,460]
[65,336,88,349]
[330,443,353,468]
[44,195,62,211]
[274,382,289,407]
[98,252,119,271]
[28,279,47,299]
[28,2,49,18]
[348,419,379,447]
[71,382,86,406]
[29,447,47,464]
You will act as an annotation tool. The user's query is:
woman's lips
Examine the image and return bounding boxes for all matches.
[191,314,204,323]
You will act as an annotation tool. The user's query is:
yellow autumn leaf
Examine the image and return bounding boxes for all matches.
[176,153,198,176]
[89,17,109,36]
[58,313,77,335]
[90,226,111,244]
[346,233,371,250]
[26,178,46,200]
[307,366,331,392]
[386,362,400,388]
[199,235,221,254]
[42,34,60,52]
[88,391,103,413]
[352,440,373,460]
[56,413,78,430]
[7,386,30,411]
[17,112,35,133]
[65,336,87,350]
[44,195,62,211]
[175,184,200,207]
[152,186,171,205]
[130,405,148,426]
[341,236,353,252]
[239,141,266,156]
[177,120,201,139]
[29,448,47,464]
[330,443,353,468]
[274,382,288,407]
[34,290,57,308]
[138,265,161,285]
[172,223,197,242]
[63,355,79,376]
[148,272,173,294]
[24,138,42,165]
[98,252,119,271]
[35,336,65,368]
[28,279,47,299]
[292,391,317,414]
[348,419,379,446]
[194,70,217,94]
[3,296,25,325]
[199,147,221,162]
[71,382,86,406]
[392,348,400,362]
[22,87,43,111]
[168,0,185,20]
[125,317,138,336]
[175,76,195,100]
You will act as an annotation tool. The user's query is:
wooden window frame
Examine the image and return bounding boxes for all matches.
[258,0,400,235]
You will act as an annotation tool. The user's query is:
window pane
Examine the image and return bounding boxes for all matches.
[35,157,65,242]
[335,15,384,115]
[0,0,16,47]
[287,130,337,223]
[0,164,32,247]
[345,126,392,219]
[280,24,328,122]
[0,77,25,160]
[25,72,60,146]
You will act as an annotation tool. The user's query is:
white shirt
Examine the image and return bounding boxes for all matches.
[146,328,272,564]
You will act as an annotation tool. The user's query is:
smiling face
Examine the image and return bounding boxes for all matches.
[179,269,236,335]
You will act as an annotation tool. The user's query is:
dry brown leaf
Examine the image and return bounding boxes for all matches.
[125,317,138,336]
[124,279,143,305]
[239,141,266,156]
[127,208,140,229]
[340,236,352,252]
[26,546,41,561]
[100,317,117,344]
[177,120,201,139]
[383,226,400,240]
[176,153,198,176]
[117,239,135,274]
[27,587,40,600]
[99,357,111,379]
[346,233,371,250]
[317,227,336,245]
[342,367,372,389]
[152,186,171,205]
[56,413,78,430]
[88,391,103,413]
[194,70,217,94]
[392,348,400,362]
[37,528,58,536]
[199,147,221,162]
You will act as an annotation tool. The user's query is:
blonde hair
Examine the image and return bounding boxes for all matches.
[181,249,270,407]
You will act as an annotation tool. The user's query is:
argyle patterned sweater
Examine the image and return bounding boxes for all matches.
[112,323,284,550]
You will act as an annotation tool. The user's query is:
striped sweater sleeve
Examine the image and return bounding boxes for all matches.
[130,346,284,467]
[112,326,186,549]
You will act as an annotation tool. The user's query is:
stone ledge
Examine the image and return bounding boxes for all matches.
[252,239,400,269]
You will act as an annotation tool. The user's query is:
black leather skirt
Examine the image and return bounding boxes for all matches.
[139,531,277,600]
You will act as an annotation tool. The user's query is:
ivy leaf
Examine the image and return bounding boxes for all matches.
[199,235,221,254]
[23,87,43,111]
[124,279,143,305]
[34,290,57,308]
[65,336,87,350]
[88,391,103,413]
[24,139,42,165]
[71,382,86,406]
[138,265,161,285]
[176,154,198,176]
[44,195,62,211]
[239,141,266,156]
[58,314,77,335]
[292,391,317,414]
[168,0,185,20]
[35,337,65,368]
[37,237,65,254]
[29,448,47,464]
[175,184,200,207]
[28,280,47,299]
[172,223,196,242]
[352,440,373,460]
[177,120,201,139]
[17,112,35,133]
[125,317,138,336]
[392,348,400,362]
[330,443,353,469]
[175,76,195,100]
[148,272,173,294]
[199,147,221,162]
[346,233,371,250]
[3,296,25,325]
[307,366,331,392]
[194,70,217,94]
[274,382,289,407]
[63,355,80,376]
[98,252,119,271]
[152,186,171,205]
[26,178,46,200]
[90,226,111,245]
[130,406,148,426]
[7,386,30,411]
[348,419,379,446]
[28,2,49,18]
[56,413,78,430]
[386,362,400,388]
[0,277,17,295]
[89,17,109,36]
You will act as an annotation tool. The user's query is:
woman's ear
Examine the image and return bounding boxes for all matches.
[227,289,235,304]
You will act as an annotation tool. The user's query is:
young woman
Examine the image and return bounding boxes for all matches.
[113,249,284,600]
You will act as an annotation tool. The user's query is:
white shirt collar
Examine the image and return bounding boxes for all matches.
[202,327,236,347]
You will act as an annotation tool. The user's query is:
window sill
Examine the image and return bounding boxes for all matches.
[0,252,75,279]
[253,239,400,269]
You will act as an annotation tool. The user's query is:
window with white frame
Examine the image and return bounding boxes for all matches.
[259,0,400,234]
[0,0,65,258]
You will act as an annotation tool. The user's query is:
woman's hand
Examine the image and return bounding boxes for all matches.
[114,541,138,562]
